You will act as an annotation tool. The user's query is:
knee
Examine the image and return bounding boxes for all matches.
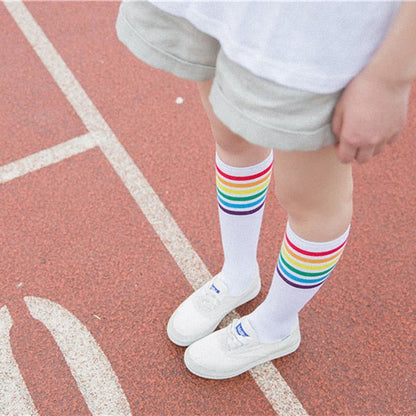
[274,177,353,224]
[214,124,252,155]
[209,116,270,165]
[197,80,269,163]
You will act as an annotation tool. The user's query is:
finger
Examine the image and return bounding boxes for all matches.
[372,143,386,158]
[336,139,357,164]
[387,133,400,145]
[355,146,375,164]
[331,107,343,138]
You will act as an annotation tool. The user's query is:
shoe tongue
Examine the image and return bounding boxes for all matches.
[235,319,254,339]
[209,278,228,295]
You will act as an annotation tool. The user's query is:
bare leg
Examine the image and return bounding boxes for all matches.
[167,80,274,345]
[248,146,353,341]
[197,80,270,166]
[274,146,353,241]
[197,80,272,294]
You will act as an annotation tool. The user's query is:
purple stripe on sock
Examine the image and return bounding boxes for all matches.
[277,265,325,290]
[218,200,265,216]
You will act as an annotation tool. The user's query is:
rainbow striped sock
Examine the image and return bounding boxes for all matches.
[278,224,348,289]
[249,222,350,341]
[216,154,273,216]
[215,153,273,295]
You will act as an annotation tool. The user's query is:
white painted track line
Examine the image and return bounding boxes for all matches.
[0,132,97,184]
[4,2,308,414]
[25,297,132,416]
[3,1,107,134]
[97,131,214,291]
[0,306,39,416]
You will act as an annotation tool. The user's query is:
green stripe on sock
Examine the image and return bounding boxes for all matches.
[279,253,336,278]
[216,186,268,202]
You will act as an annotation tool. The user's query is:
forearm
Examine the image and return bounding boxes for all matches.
[363,2,416,86]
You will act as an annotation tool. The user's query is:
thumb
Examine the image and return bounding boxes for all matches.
[336,138,357,164]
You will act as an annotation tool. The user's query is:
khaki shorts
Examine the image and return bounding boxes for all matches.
[116,1,343,151]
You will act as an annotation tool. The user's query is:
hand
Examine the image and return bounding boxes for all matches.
[332,71,411,164]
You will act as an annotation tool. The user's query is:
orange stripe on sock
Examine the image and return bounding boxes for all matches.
[283,239,344,264]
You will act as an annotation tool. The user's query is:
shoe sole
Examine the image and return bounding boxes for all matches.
[184,333,301,380]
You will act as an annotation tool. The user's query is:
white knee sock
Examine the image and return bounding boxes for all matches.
[249,222,350,341]
[216,152,273,295]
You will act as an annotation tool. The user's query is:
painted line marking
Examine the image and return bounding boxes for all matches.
[25,297,132,416]
[96,131,213,291]
[0,132,97,184]
[0,306,39,416]
[4,1,308,415]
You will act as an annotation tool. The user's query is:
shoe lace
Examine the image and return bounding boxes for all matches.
[226,320,245,350]
[198,285,222,312]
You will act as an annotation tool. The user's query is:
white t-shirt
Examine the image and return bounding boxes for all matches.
[150,1,401,93]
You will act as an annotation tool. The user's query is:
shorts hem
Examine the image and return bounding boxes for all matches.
[209,81,338,152]
[116,11,215,82]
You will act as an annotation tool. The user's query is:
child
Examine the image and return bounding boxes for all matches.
[116,1,415,379]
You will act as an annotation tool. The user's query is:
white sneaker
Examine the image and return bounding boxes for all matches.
[167,272,261,347]
[184,316,300,379]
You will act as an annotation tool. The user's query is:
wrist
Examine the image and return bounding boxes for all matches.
[359,63,413,93]
[360,2,416,91]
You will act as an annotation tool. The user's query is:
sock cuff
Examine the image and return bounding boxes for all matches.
[285,222,350,253]
[216,152,273,216]
[277,223,350,290]
[215,151,273,179]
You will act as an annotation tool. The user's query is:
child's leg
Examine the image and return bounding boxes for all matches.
[166,81,273,346]
[248,146,353,341]
[273,147,352,241]
[198,80,272,295]
[198,80,270,166]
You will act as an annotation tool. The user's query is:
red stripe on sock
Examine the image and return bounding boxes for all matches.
[216,161,273,182]
[285,232,347,257]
